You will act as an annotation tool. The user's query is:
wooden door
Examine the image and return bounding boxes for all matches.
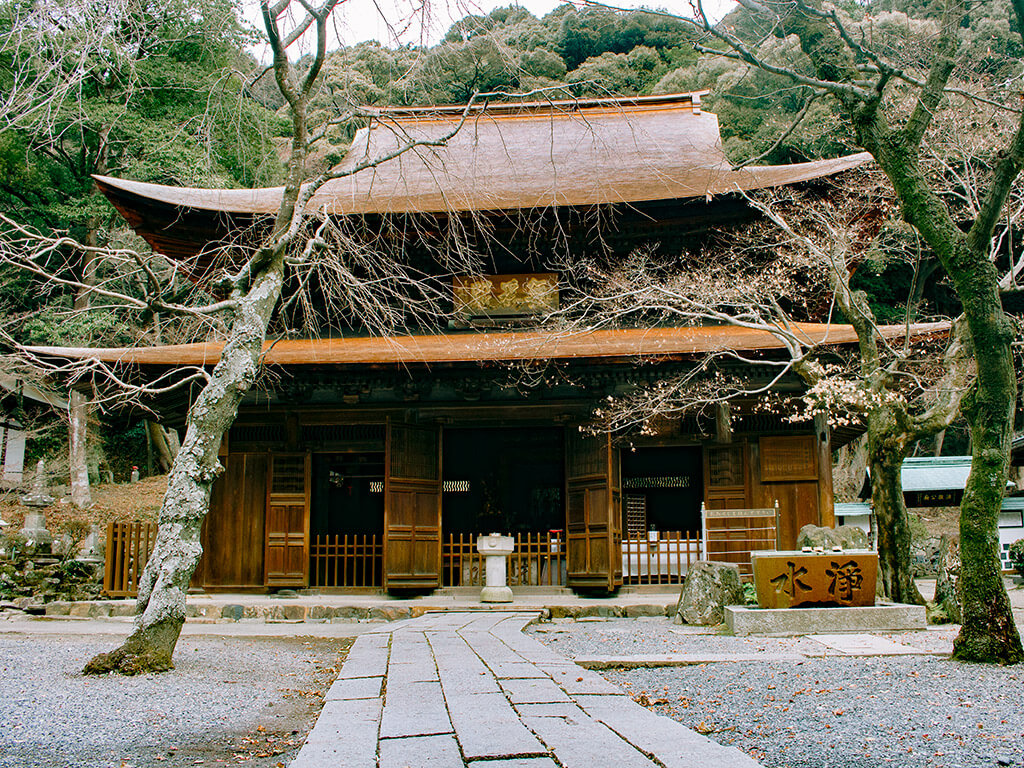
[565,430,622,591]
[757,435,820,549]
[384,419,442,591]
[702,443,750,563]
[264,453,310,588]
[704,443,749,510]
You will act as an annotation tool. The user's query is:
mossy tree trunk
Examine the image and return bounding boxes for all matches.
[751,0,1024,663]
[868,424,925,606]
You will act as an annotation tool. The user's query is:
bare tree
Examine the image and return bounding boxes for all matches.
[693,0,1023,664]
[0,0,496,674]
[591,0,1024,663]
[560,177,969,607]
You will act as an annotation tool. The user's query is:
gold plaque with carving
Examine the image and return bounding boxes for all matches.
[453,273,558,317]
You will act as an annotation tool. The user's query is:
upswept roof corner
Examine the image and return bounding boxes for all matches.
[92,92,872,262]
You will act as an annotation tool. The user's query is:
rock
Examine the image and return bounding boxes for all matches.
[797,524,869,550]
[368,605,410,622]
[674,561,744,626]
[221,604,245,621]
[624,604,665,618]
[577,605,621,619]
[547,605,577,620]
[911,535,941,577]
[934,534,962,624]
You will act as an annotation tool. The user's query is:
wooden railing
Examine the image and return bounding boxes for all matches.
[443,532,566,587]
[310,533,383,588]
[621,531,700,585]
[104,521,158,597]
[701,503,779,577]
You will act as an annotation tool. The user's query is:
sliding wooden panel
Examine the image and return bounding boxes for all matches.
[751,435,822,550]
[198,452,268,589]
[264,453,310,588]
[565,430,622,592]
[384,419,442,591]
[704,443,749,510]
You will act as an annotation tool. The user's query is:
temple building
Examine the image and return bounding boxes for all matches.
[31,92,942,594]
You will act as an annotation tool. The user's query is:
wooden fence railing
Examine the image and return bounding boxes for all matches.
[443,532,566,587]
[104,521,158,597]
[621,531,700,585]
[310,533,383,588]
[701,503,779,577]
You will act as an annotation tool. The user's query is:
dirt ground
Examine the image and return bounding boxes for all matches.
[0,474,167,533]
[916,506,961,538]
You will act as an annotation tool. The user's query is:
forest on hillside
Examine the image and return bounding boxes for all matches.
[0,0,1020,477]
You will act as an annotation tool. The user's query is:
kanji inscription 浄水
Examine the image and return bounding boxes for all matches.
[752,551,877,608]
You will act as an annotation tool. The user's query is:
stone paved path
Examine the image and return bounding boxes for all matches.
[291,611,761,768]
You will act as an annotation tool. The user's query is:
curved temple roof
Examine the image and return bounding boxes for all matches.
[93,92,871,260]
[26,322,949,368]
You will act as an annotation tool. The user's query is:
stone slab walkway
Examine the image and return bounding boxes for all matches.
[806,632,942,656]
[290,611,760,768]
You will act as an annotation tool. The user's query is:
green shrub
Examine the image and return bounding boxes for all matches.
[1009,539,1024,575]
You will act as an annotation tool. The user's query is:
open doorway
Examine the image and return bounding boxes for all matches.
[442,426,566,587]
[310,452,385,587]
[621,446,703,537]
[442,426,564,534]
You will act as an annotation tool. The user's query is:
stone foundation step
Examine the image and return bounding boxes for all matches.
[39,600,677,623]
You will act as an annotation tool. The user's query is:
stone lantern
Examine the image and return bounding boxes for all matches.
[476,533,514,603]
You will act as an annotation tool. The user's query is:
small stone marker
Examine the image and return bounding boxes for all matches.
[752,550,877,609]
[477,533,514,603]
[20,459,54,508]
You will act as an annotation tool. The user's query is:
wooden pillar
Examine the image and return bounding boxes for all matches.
[815,414,835,527]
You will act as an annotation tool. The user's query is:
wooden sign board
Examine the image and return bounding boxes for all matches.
[752,551,877,609]
[759,435,817,482]
[453,273,558,317]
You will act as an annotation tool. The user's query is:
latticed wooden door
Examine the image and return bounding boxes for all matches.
[565,430,622,591]
[264,453,310,587]
[383,420,442,591]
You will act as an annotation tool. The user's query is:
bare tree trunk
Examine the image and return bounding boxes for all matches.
[868,424,925,605]
[832,434,868,503]
[146,421,177,473]
[935,534,962,623]
[68,389,91,508]
[83,258,284,675]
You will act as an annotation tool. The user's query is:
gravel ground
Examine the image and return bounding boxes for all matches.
[528,618,1024,768]
[0,632,351,768]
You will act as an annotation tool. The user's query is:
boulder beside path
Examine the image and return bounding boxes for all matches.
[674,560,744,625]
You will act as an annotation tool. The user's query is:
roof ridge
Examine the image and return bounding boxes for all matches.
[366,91,710,119]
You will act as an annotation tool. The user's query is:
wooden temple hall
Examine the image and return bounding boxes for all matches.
[35,92,918,594]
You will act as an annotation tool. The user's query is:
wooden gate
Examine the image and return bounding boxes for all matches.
[565,430,622,591]
[383,419,442,591]
[104,521,158,597]
[264,453,310,587]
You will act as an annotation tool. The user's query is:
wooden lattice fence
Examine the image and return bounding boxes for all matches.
[104,521,158,597]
